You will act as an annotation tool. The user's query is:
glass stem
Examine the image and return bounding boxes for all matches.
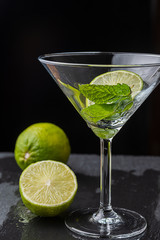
[100,138,112,212]
[92,138,117,224]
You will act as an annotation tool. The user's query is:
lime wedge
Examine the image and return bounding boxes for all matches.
[59,80,85,109]
[19,160,78,216]
[87,70,143,106]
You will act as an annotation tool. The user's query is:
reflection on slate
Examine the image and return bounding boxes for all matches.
[0,153,160,239]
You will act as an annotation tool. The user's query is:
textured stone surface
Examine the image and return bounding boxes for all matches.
[68,154,160,176]
[0,152,160,239]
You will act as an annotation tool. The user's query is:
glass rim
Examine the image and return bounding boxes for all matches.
[38,51,160,68]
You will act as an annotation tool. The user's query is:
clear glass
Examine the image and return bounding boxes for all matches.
[38,52,160,239]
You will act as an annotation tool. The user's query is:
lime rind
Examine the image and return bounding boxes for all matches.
[59,80,85,109]
[14,122,71,170]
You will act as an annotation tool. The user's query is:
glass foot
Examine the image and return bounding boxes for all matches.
[65,208,147,239]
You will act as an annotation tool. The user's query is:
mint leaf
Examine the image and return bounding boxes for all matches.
[91,125,118,139]
[79,83,133,123]
[79,83,131,104]
[81,96,133,123]
[81,102,120,123]
[115,96,133,114]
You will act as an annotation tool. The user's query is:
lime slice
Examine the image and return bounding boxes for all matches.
[87,70,143,106]
[19,160,78,216]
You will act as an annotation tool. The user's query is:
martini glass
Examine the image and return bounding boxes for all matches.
[38,52,160,239]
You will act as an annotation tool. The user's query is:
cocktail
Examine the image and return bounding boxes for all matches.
[38,52,160,239]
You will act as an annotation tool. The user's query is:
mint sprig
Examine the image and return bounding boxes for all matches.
[79,83,133,123]
[79,83,131,104]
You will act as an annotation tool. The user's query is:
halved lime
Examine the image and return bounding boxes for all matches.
[19,160,78,216]
[87,70,143,106]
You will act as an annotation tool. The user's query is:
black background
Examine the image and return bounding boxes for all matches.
[1,0,160,155]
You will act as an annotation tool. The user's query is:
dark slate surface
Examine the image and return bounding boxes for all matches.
[0,153,160,240]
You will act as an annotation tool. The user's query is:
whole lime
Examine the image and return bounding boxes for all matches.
[14,122,71,170]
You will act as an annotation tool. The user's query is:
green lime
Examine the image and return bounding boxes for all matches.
[19,160,78,216]
[86,70,143,107]
[14,122,71,170]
